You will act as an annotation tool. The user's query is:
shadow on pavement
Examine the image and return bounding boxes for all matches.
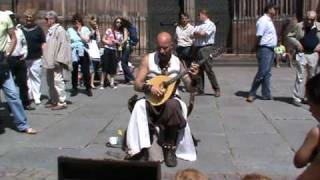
[235,91,249,98]
[0,102,20,134]
[273,96,293,105]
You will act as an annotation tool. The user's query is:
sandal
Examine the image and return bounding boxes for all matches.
[21,128,38,135]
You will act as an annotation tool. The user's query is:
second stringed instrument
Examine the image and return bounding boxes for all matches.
[146,47,224,106]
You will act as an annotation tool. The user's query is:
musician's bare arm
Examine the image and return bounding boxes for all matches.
[181,62,199,92]
[134,54,149,92]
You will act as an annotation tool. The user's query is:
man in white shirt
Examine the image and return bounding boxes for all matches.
[5,11,34,110]
[192,9,221,97]
[175,13,194,68]
[247,3,278,102]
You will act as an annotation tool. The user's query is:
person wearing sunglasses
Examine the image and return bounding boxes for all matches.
[101,17,126,89]
[287,11,320,107]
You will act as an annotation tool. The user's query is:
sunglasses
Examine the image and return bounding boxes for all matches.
[116,21,122,24]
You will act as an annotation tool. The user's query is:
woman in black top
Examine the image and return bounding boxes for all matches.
[21,9,46,105]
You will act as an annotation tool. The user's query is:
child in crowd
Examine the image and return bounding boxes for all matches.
[274,41,292,68]
[294,73,320,180]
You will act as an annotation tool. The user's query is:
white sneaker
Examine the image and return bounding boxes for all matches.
[110,84,117,89]
[99,86,104,90]
[34,99,41,105]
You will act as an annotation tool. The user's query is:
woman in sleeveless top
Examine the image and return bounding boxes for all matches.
[101,17,126,89]
[294,74,320,180]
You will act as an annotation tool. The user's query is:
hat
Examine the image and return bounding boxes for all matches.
[45,10,58,19]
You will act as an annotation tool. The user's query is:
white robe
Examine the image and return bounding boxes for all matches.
[126,52,197,161]
[126,98,197,161]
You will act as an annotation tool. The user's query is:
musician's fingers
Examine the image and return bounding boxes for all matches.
[158,91,163,96]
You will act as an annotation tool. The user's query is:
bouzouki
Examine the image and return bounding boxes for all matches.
[146,47,225,106]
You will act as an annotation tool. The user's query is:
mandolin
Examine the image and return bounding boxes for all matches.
[146,47,224,106]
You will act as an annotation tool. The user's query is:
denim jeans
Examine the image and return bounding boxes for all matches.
[249,47,275,98]
[121,45,135,82]
[176,46,192,67]
[1,71,29,131]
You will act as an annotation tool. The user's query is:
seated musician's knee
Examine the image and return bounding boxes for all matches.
[165,99,181,110]
[133,99,146,111]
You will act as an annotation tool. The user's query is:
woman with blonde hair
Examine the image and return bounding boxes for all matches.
[21,8,45,106]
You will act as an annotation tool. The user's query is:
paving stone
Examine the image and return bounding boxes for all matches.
[0,66,308,179]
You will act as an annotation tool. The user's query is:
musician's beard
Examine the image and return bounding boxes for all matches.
[158,54,171,64]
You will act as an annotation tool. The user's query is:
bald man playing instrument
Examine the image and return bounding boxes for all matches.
[126,32,199,167]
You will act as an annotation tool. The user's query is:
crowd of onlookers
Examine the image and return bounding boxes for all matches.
[2,9,137,111]
[1,5,320,179]
[0,9,138,134]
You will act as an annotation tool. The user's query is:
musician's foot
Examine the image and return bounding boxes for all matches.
[124,148,148,161]
[163,144,177,167]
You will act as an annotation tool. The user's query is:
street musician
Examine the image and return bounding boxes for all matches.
[126,32,199,167]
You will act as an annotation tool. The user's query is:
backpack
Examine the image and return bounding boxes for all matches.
[128,25,139,46]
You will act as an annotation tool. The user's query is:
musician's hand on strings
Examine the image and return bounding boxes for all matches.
[151,85,164,97]
[189,63,200,79]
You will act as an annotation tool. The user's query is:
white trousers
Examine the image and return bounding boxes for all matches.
[46,66,67,106]
[126,98,197,161]
[26,58,42,102]
[293,53,319,102]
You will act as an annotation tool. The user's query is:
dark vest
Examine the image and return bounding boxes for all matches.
[300,27,319,53]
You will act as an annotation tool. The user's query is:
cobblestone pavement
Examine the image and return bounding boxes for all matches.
[0,66,312,179]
